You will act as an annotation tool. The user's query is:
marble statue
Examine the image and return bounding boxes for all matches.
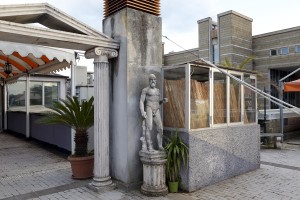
[140,74,167,152]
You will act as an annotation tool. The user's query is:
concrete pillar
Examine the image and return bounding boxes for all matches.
[197,17,212,62]
[85,47,118,190]
[103,8,162,189]
[217,10,253,68]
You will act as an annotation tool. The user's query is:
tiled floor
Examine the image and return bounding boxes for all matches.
[1,132,300,200]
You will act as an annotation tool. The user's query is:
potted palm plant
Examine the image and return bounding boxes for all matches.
[164,129,189,193]
[37,96,94,179]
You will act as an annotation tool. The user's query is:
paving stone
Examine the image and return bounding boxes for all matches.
[1,133,300,200]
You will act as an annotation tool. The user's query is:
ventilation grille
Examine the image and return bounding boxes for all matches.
[104,0,160,17]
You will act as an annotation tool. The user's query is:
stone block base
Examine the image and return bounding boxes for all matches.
[141,184,168,196]
[87,182,116,193]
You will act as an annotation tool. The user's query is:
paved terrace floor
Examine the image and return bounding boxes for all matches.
[0,132,300,200]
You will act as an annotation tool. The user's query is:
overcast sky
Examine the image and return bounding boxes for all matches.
[3,0,300,73]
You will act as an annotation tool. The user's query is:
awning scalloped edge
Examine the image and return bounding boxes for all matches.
[0,41,75,63]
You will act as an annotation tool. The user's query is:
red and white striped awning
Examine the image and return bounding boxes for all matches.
[0,41,74,81]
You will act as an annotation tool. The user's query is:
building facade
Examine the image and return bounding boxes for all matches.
[164,10,300,110]
[75,65,94,104]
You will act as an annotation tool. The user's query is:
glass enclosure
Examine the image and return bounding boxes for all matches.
[8,81,59,110]
[190,67,210,128]
[8,81,26,107]
[213,72,227,124]
[163,66,186,128]
[163,63,257,131]
[244,74,256,123]
[30,82,43,105]
[44,82,59,107]
[230,74,242,123]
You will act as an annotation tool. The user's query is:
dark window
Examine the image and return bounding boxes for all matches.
[270,49,277,56]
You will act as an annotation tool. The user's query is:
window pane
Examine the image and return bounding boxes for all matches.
[8,81,25,107]
[30,82,42,105]
[213,44,219,64]
[164,67,186,128]
[270,49,277,56]
[230,74,241,123]
[244,74,256,123]
[44,82,59,107]
[190,67,209,129]
[295,45,300,53]
[280,47,289,55]
[213,72,227,124]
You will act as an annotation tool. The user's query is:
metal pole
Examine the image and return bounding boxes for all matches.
[200,59,300,115]
[71,62,76,154]
[279,68,300,82]
[264,87,267,133]
[279,81,284,143]
[25,74,30,138]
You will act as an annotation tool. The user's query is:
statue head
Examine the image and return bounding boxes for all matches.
[149,74,156,88]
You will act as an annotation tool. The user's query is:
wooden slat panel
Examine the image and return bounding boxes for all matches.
[104,0,160,17]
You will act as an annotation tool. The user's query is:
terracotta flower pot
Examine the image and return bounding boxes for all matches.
[68,155,94,179]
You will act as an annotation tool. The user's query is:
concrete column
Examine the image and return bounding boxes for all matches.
[85,47,118,190]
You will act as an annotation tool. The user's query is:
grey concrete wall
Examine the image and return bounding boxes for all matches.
[103,8,162,188]
[7,112,72,152]
[164,48,198,66]
[30,114,72,151]
[166,124,260,192]
[7,112,26,135]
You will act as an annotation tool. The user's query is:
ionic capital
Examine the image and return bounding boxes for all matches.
[85,47,118,62]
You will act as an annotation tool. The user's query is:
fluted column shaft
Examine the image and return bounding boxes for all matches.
[85,48,118,188]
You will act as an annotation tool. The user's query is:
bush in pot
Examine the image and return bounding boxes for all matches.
[164,129,189,193]
[37,96,94,179]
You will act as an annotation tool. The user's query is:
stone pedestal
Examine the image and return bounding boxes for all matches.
[139,150,168,196]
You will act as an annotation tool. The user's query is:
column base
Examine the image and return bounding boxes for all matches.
[141,185,168,196]
[88,176,116,192]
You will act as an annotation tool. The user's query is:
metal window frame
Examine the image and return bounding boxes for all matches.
[162,65,187,132]
[211,68,228,127]
[228,70,244,125]
[243,74,257,124]
[280,47,289,55]
[295,45,300,53]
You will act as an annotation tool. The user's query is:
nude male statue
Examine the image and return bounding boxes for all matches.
[140,74,167,152]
